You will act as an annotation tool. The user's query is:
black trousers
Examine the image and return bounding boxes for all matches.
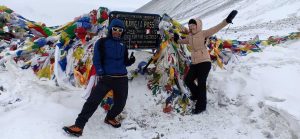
[184,62,211,110]
[75,76,128,129]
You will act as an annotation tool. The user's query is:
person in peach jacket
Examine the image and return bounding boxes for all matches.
[174,10,238,114]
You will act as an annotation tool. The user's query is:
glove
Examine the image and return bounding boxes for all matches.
[173,33,179,43]
[129,52,135,64]
[225,10,238,23]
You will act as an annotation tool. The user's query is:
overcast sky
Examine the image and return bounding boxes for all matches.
[0,0,151,26]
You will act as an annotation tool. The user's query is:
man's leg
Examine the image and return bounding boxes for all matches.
[75,80,111,129]
[106,77,128,120]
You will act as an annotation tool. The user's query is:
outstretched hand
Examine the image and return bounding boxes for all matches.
[226,10,238,23]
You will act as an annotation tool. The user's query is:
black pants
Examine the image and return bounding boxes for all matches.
[75,76,128,129]
[184,62,211,111]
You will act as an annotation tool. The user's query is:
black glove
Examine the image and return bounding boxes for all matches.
[129,52,135,64]
[225,10,238,23]
[173,33,179,43]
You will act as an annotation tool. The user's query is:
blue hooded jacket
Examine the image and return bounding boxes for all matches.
[93,18,132,76]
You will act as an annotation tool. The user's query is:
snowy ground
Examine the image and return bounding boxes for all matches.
[1,40,300,139]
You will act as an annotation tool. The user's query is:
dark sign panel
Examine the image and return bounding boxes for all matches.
[109,11,161,49]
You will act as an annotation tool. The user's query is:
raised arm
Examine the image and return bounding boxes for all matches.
[203,20,228,37]
[203,10,238,38]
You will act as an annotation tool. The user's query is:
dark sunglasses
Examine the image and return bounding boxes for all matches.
[112,27,124,33]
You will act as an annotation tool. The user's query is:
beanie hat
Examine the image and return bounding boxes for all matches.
[188,19,197,25]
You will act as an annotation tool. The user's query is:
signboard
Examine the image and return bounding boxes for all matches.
[109,11,161,49]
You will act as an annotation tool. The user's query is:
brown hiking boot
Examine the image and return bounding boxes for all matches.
[62,125,83,137]
[104,118,121,128]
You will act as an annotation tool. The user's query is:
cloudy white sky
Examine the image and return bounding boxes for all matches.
[0,0,151,26]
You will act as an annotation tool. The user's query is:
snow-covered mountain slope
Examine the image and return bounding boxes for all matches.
[136,0,300,40]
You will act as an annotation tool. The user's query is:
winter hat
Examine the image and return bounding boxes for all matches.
[188,19,197,25]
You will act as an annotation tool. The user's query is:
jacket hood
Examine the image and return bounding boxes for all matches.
[195,19,202,32]
[108,18,125,38]
[189,18,202,35]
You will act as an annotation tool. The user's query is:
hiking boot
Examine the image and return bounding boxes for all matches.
[62,125,83,137]
[104,118,121,128]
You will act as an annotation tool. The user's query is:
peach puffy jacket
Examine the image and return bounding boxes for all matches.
[179,19,228,64]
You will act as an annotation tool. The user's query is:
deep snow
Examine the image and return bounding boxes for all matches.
[1,40,300,139]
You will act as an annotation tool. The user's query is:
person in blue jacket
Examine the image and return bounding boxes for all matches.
[63,18,135,137]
